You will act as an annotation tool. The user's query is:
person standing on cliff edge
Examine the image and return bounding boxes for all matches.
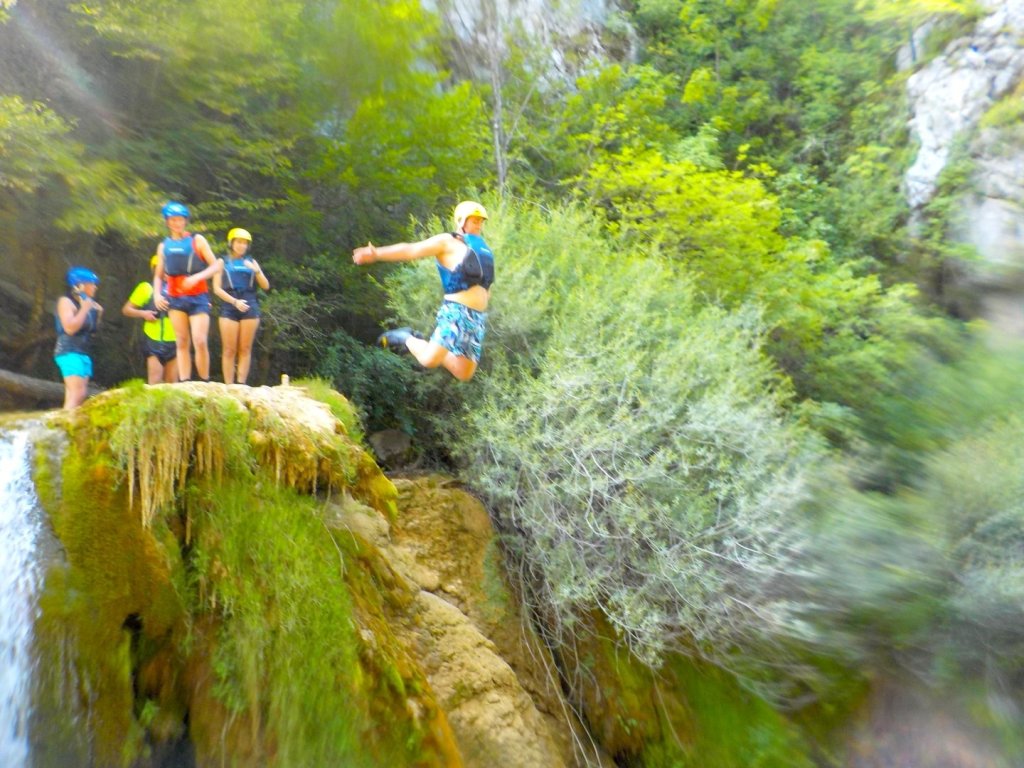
[54,266,103,409]
[152,201,221,382]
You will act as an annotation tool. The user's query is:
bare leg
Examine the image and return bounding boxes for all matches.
[219,317,239,384]
[169,310,192,380]
[406,337,447,367]
[405,337,476,381]
[162,359,179,383]
[145,355,163,384]
[190,313,211,380]
[63,375,88,409]
[236,318,260,384]
[441,353,476,382]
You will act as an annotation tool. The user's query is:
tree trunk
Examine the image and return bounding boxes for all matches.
[0,367,67,409]
[0,368,103,410]
[485,0,507,195]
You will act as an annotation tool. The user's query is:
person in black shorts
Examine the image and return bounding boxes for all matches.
[122,255,178,383]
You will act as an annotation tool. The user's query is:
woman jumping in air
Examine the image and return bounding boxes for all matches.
[352,201,494,382]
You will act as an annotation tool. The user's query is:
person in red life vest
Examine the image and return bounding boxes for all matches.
[212,227,270,385]
[152,201,222,382]
[54,266,103,409]
[352,200,495,382]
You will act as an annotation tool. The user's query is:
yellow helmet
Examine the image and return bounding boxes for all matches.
[453,201,488,228]
[227,227,253,243]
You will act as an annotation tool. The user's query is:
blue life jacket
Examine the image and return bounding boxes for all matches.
[436,232,495,294]
[163,234,200,276]
[54,296,99,357]
[223,256,258,295]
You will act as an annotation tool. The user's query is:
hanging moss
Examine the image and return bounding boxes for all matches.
[30,382,460,767]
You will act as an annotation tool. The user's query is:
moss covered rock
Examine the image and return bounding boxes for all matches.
[18,380,825,768]
[31,381,458,767]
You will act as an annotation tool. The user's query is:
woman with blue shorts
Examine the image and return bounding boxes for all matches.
[54,266,103,409]
[152,201,221,382]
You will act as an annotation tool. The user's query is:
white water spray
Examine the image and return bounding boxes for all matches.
[0,429,46,767]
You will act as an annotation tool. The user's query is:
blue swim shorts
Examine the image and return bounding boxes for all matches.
[54,352,93,379]
[219,300,261,322]
[430,300,487,363]
[168,293,211,316]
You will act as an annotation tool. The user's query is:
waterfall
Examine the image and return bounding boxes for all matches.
[0,428,46,767]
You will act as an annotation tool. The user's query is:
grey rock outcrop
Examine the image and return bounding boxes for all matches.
[428,0,629,79]
[341,475,612,767]
[905,1,1024,333]
[905,0,1024,210]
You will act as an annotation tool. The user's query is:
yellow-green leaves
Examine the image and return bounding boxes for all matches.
[0,96,74,193]
[855,0,977,24]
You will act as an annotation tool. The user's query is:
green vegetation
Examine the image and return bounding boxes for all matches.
[565,617,818,767]
[4,0,1024,763]
[31,385,457,766]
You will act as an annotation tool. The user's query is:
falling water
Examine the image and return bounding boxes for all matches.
[0,428,46,767]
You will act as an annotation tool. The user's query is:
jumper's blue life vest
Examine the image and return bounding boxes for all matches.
[437,232,495,294]
[54,297,99,356]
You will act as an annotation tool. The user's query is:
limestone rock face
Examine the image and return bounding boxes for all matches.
[346,475,608,768]
[427,0,628,80]
[904,1,1024,333]
[905,1,1024,210]
[954,125,1024,328]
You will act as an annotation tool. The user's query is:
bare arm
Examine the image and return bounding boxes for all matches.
[57,296,95,335]
[122,301,156,320]
[211,259,234,304]
[246,258,270,290]
[352,233,452,265]
[122,283,157,321]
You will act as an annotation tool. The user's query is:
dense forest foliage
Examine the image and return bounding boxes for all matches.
[3,0,1024,759]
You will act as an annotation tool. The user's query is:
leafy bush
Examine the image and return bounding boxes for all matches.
[921,414,1024,670]
[373,201,1024,722]
[795,341,1024,706]
[396,202,830,676]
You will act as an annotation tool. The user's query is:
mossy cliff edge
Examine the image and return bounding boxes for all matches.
[29,381,459,767]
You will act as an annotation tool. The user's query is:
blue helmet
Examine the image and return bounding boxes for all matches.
[161,201,190,219]
[66,266,99,288]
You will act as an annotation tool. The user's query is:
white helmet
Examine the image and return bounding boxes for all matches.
[453,200,488,229]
